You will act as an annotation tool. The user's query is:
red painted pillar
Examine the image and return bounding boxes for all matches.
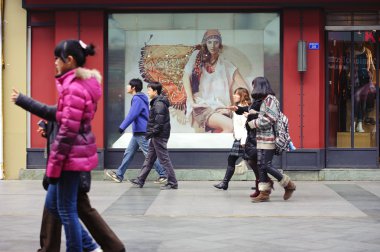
[55,11,105,148]
[283,9,325,149]
[30,13,56,148]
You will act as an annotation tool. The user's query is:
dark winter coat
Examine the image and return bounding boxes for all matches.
[235,99,262,159]
[146,95,171,139]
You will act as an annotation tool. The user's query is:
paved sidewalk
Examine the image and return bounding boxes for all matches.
[1,180,380,251]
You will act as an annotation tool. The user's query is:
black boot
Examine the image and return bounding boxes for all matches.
[214,166,235,190]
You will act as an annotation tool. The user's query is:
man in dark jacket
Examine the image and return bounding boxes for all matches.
[130,82,178,190]
[105,78,167,183]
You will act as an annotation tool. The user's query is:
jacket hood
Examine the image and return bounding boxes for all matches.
[134,92,149,106]
[56,68,102,102]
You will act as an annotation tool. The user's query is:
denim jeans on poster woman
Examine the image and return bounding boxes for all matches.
[45,171,99,252]
[115,134,166,181]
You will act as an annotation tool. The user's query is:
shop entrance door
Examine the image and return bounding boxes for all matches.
[326,30,379,167]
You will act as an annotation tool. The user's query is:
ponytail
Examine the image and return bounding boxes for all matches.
[55,40,95,67]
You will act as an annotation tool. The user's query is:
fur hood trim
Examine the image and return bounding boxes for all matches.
[75,67,102,84]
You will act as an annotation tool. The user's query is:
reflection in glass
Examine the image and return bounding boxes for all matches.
[328,31,377,148]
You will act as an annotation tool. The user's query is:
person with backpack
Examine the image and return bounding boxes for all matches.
[247,77,296,203]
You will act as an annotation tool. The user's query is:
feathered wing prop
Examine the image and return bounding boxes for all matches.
[139,45,195,115]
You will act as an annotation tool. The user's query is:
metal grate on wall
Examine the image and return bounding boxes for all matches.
[326,11,380,26]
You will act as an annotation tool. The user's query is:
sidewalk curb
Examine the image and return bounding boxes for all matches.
[17,168,380,181]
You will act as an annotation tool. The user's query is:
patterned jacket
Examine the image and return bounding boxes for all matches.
[46,68,102,178]
[247,95,279,149]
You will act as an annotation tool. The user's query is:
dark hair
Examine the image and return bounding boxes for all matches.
[234,87,252,106]
[54,40,95,67]
[129,78,143,92]
[251,77,275,100]
[147,81,162,95]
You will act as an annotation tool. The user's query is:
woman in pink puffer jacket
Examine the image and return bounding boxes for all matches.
[46,66,102,179]
[44,39,103,252]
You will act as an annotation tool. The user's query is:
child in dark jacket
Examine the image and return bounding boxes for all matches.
[130,82,178,190]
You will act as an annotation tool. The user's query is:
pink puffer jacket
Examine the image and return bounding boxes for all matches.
[46,68,102,178]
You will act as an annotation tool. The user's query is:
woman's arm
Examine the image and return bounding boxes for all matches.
[14,92,57,121]
[247,97,278,130]
[182,72,199,118]
[234,106,249,115]
[182,72,195,107]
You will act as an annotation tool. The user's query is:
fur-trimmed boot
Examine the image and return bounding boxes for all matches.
[279,174,296,200]
[251,182,271,202]
[214,166,234,190]
[250,178,275,198]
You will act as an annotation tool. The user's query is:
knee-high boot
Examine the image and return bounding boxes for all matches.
[279,174,296,200]
[214,166,235,190]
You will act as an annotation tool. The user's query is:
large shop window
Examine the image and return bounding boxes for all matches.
[107,13,280,149]
[327,31,379,148]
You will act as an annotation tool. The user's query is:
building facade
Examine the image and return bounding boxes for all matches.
[3,0,380,179]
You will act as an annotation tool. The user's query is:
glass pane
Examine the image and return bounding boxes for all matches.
[106,13,280,149]
[353,31,377,148]
[328,32,352,147]
[107,17,126,148]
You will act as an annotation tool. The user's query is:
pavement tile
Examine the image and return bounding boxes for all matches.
[1,180,380,251]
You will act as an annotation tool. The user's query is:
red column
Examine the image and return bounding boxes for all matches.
[54,11,105,148]
[30,13,56,148]
[283,9,325,149]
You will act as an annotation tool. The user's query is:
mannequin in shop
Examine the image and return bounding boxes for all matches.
[353,43,375,133]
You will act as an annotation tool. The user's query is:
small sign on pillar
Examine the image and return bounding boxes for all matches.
[308,42,319,50]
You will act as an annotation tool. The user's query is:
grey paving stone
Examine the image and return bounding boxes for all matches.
[1,180,380,251]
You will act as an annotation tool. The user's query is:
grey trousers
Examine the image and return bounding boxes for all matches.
[137,137,178,186]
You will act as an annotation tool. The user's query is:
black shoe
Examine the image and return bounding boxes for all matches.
[129,178,143,188]
[214,181,228,190]
[161,183,178,190]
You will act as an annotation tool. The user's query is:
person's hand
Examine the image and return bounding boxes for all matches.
[226,105,238,111]
[37,126,47,138]
[10,88,20,103]
[241,144,245,148]
[249,109,258,114]
[243,112,249,118]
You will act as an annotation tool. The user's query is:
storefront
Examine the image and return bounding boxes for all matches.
[20,0,380,172]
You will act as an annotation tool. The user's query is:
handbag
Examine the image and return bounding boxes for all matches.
[234,160,248,175]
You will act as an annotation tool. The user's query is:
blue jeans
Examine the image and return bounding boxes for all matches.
[45,171,98,252]
[116,134,166,181]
